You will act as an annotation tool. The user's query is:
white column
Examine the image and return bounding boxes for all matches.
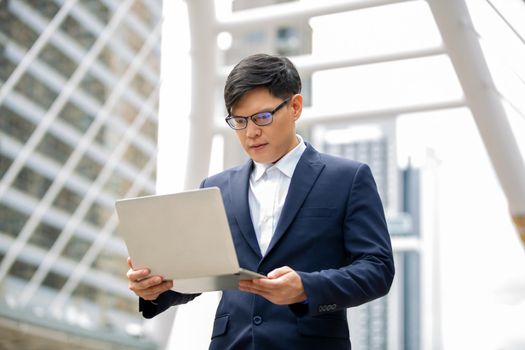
[419,150,442,350]
[184,0,218,190]
[427,0,525,248]
[163,1,221,349]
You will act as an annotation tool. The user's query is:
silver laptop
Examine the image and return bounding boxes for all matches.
[115,187,264,294]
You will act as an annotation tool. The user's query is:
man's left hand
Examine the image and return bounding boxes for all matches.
[239,266,307,305]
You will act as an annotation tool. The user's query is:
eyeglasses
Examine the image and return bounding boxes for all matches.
[225,97,291,130]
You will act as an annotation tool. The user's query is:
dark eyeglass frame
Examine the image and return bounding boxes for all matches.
[225,97,291,130]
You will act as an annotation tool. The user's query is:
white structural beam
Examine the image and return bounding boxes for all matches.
[219,46,446,80]
[485,0,525,46]
[300,98,466,126]
[427,0,525,248]
[217,0,413,33]
[292,46,445,76]
[157,1,220,349]
[147,0,219,348]
[183,0,218,190]
[215,99,466,177]
[419,150,442,350]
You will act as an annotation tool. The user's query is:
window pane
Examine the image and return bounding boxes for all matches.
[0,204,28,238]
[59,14,96,50]
[59,102,93,133]
[75,155,102,181]
[85,202,111,227]
[9,260,37,281]
[38,133,73,164]
[0,106,36,144]
[53,187,83,214]
[39,44,76,79]
[14,73,58,110]
[13,166,53,198]
[20,0,60,20]
[42,271,67,290]
[62,236,91,261]
[28,223,61,250]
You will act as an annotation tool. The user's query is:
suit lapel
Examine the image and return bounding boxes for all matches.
[229,160,262,258]
[264,144,325,257]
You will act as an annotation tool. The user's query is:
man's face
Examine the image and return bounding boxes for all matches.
[232,87,302,164]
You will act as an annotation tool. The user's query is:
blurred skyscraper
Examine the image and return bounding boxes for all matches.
[0,0,161,348]
[312,122,422,350]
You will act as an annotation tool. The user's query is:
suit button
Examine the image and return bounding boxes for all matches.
[253,316,263,325]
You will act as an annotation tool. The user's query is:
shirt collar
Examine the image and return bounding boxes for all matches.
[252,162,270,182]
[252,135,306,181]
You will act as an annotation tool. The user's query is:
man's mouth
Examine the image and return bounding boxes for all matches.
[250,143,267,150]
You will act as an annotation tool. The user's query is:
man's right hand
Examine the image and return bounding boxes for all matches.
[126,257,173,301]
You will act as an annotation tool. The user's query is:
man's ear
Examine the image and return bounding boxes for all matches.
[290,94,303,121]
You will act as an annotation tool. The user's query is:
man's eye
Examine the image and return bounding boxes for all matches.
[255,113,271,121]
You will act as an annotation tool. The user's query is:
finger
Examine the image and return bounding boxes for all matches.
[135,275,164,290]
[129,274,161,294]
[127,257,133,269]
[240,279,267,289]
[252,277,283,289]
[239,285,286,305]
[127,267,150,281]
[240,280,277,295]
[142,281,173,300]
[239,280,260,291]
[239,283,267,297]
[267,266,292,279]
[140,280,173,299]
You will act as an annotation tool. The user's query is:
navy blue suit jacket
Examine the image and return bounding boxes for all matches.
[139,143,394,350]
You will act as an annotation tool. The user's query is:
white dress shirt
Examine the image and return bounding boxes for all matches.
[248,135,306,256]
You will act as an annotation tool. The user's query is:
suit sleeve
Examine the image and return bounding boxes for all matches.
[139,291,200,319]
[293,163,395,317]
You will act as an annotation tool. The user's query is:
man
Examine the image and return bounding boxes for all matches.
[127,53,395,349]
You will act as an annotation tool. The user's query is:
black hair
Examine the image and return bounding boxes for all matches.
[224,53,302,114]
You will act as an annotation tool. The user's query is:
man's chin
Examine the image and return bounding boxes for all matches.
[250,153,273,164]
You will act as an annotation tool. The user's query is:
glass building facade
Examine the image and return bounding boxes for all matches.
[0,0,161,348]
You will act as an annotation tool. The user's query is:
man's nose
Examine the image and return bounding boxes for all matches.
[245,119,261,137]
